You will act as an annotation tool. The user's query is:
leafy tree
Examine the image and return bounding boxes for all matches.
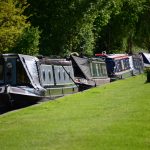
[25,0,149,56]
[95,0,145,54]
[93,0,122,54]
[11,26,41,55]
[0,0,30,53]
[134,0,150,52]
[25,0,123,56]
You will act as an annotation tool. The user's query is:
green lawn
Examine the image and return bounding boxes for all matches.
[0,75,150,150]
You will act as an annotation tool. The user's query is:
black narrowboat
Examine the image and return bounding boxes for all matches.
[0,54,78,109]
[0,54,45,108]
[70,55,110,91]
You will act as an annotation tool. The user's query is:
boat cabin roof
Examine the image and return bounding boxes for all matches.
[95,53,129,60]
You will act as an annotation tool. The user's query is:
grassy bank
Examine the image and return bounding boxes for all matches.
[0,75,150,150]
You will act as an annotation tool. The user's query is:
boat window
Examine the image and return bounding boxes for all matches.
[124,58,130,70]
[100,63,107,76]
[0,63,4,82]
[133,58,140,69]
[96,64,100,76]
[115,60,122,72]
[91,63,97,77]
[68,71,71,80]
[58,71,61,80]
[101,63,107,76]
[43,71,46,81]
[63,71,66,80]
[121,61,123,70]
[91,62,107,77]
[0,56,4,83]
[123,59,126,70]
[6,62,13,82]
[48,71,51,81]
[16,60,30,85]
[115,58,130,72]
[97,64,101,77]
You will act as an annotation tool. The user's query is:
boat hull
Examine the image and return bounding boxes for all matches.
[0,86,44,109]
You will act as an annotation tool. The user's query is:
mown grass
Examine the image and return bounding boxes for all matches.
[0,75,150,150]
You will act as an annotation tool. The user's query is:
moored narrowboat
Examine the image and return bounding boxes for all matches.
[0,54,45,108]
[70,55,110,91]
[38,57,78,99]
[0,54,78,109]
[128,54,144,75]
[95,53,133,80]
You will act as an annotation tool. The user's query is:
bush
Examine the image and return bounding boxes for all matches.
[144,67,150,83]
[0,0,30,53]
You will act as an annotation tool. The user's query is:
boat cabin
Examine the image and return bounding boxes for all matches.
[0,54,78,108]
[95,54,132,80]
[140,53,150,67]
[129,54,144,75]
[70,55,110,91]
[0,54,45,107]
[39,57,78,98]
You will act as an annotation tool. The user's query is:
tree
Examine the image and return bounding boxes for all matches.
[25,0,148,56]
[95,0,145,54]
[93,0,122,54]
[25,0,123,56]
[11,26,41,55]
[134,0,150,52]
[0,0,30,53]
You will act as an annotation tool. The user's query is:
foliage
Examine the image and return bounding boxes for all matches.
[95,0,146,54]
[134,0,150,52]
[144,67,150,82]
[11,26,41,55]
[26,0,124,56]
[0,0,30,53]
[93,0,122,53]
[1,0,150,55]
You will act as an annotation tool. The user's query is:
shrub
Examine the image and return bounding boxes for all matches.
[144,67,150,82]
[0,0,30,53]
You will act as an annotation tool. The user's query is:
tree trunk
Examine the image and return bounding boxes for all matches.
[126,35,133,54]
